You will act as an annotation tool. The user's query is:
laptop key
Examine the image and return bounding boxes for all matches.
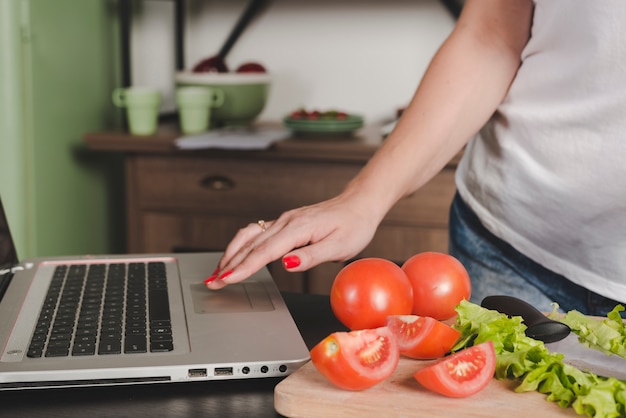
[45,346,70,357]
[150,334,172,342]
[150,341,173,352]
[150,326,171,336]
[72,342,96,356]
[98,340,122,355]
[148,290,170,321]
[49,333,72,342]
[124,336,147,353]
[27,343,45,358]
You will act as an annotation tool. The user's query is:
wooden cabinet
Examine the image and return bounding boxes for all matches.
[84,124,459,294]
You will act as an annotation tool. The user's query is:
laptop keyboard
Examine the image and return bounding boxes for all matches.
[27,262,173,358]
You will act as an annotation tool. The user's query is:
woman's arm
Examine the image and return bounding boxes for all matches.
[207,0,534,289]
[343,0,534,222]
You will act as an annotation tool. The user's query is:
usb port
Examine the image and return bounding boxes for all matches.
[188,368,207,378]
[214,367,233,376]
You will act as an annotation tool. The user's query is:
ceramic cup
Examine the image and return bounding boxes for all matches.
[112,87,161,136]
[176,86,225,134]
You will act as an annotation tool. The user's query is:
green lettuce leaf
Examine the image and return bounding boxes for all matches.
[454,300,626,418]
[548,305,626,357]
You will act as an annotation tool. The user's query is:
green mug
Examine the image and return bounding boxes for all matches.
[112,87,161,136]
[176,86,225,134]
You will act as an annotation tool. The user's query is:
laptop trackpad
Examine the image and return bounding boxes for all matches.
[190,282,275,314]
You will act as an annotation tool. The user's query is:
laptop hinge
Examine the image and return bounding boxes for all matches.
[0,271,13,302]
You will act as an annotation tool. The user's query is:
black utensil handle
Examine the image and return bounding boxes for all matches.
[218,0,268,59]
[481,295,570,343]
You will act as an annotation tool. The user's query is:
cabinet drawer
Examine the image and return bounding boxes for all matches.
[135,155,360,216]
[135,155,456,227]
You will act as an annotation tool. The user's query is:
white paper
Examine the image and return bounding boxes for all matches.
[175,126,290,150]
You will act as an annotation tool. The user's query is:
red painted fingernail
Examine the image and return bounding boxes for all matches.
[219,269,233,281]
[204,274,218,284]
[283,255,301,269]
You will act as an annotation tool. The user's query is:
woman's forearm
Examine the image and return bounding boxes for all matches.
[341,0,534,224]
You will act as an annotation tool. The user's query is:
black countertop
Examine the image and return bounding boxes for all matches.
[0,292,347,418]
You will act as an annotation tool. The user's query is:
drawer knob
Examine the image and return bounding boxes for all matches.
[200,175,235,191]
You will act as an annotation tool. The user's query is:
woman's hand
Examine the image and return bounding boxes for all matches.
[204,194,380,289]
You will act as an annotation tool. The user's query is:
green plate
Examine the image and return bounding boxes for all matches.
[283,114,364,135]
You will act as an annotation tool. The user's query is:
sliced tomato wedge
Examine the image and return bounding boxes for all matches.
[413,341,496,398]
[386,315,461,359]
[310,326,399,391]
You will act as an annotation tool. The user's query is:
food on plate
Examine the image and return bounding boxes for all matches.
[413,341,496,398]
[310,327,399,391]
[287,108,349,121]
[330,258,413,330]
[402,252,471,320]
[235,62,267,73]
[386,315,461,359]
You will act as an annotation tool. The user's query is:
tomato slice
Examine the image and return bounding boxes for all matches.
[413,341,496,398]
[310,327,399,391]
[386,315,461,359]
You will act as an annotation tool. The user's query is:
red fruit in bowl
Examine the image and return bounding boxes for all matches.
[236,62,267,73]
[192,56,229,73]
[306,110,320,120]
[289,109,306,119]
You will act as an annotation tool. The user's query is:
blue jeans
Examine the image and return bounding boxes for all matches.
[448,193,624,317]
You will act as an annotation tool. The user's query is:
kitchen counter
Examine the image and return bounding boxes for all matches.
[84,122,461,294]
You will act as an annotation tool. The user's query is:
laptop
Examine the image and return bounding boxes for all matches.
[0,196,310,390]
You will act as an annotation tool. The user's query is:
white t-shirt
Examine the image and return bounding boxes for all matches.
[455,0,626,301]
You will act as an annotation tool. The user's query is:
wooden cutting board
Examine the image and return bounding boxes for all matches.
[274,358,578,417]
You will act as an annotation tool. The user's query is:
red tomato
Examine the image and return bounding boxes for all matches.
[330,258,413,330]
[386,315,461,359]
[402,252,471,320]
[310,327,399,391]
[413,341,496,398]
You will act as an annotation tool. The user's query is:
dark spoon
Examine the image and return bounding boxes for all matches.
[193,0,269,73]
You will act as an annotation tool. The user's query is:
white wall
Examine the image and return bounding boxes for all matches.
[132,0,456,125]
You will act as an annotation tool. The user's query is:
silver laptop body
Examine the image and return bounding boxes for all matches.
[0,200,309,390]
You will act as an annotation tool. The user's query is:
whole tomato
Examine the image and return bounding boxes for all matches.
[330,258,413,330]
[402,252,471,320]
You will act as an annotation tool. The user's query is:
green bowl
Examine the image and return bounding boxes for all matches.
[175,72,271,127]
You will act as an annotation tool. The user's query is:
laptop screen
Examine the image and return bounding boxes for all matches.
[0,197,19,301]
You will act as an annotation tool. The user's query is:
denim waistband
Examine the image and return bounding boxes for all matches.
[449,192,624,317]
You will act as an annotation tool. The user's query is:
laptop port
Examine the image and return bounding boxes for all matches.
[214,367,233,376]
[188,368,208,378]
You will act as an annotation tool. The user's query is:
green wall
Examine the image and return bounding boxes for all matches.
[0,0,126,258]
